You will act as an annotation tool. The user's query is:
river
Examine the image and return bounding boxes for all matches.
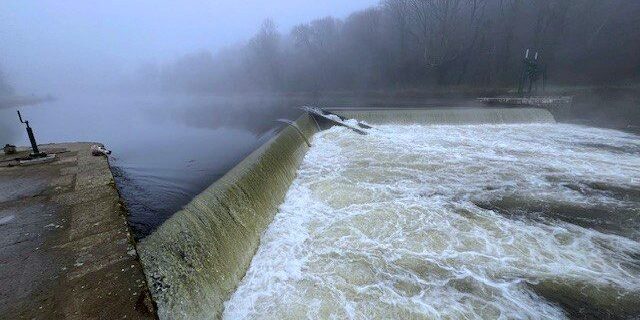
[225,123,640,319]
[0,94,480,238]
[0,94,300,237]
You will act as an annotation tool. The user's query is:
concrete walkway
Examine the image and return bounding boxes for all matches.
[0,143,155,319]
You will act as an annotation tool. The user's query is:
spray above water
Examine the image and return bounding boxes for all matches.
[224,123,640,319]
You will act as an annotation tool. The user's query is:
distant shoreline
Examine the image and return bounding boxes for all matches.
[0,95,55,109]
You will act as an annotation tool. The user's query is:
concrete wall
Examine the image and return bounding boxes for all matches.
[332,107,555,125]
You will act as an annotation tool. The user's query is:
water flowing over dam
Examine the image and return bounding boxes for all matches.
[224,123,640,319]
[138,108,640,319]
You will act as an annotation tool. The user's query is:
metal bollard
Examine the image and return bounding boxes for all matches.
[17,110,47,158]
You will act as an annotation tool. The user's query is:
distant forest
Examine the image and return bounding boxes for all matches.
[0,67,14,96]
[134,0,640,93]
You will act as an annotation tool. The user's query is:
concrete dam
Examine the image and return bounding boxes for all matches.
[137,107,640,319]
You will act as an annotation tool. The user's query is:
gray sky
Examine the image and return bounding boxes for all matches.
[0,0,377,94]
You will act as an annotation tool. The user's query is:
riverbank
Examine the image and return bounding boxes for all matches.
[0,143,155,319]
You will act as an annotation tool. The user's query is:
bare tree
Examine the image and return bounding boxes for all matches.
[0,66,14,96]
[403,0,486,84]
[137,0,640,93]
[247,19,283,90]
[384,0,411,63]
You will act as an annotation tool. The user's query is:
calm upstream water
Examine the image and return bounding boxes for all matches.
[0,94,477,238]
[0,93,302,237]
[225,124,640,319]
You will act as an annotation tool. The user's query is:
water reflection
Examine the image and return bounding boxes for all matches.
[0,93,487,238]
[0,94,302,238]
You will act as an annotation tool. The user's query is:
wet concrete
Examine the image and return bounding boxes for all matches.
[0,143,155,319]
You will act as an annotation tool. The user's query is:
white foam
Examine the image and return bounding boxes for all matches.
[224,123,640,319]
[0,215,15,225]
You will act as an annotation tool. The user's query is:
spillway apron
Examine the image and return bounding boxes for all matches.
[224,123,640,319]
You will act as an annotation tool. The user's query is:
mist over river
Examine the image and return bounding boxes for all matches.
[0,94,301,237]
[225,123,640,319]
[0,94,480,238]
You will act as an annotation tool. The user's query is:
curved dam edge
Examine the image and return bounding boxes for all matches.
[138,107,555,320]
[330,107,556,125]
[138,113,319,319]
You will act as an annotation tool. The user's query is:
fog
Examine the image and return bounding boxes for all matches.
[126,0,639,94]
[1,0,639,237]
[1,0,376,95]
[2,3,640,319]
[2,1,639,96]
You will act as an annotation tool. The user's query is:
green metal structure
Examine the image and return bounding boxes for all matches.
[518,49,547,96]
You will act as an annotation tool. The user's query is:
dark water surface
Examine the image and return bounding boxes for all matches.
[1,94,305,238]
[1,94,481,238]
[7,94,639,318]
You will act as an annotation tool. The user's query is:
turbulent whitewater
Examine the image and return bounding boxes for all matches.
[224,123,640,319]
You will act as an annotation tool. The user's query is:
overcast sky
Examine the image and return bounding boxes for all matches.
[0,0,377,94]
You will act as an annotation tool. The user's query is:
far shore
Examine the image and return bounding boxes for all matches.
[0,95,55,109]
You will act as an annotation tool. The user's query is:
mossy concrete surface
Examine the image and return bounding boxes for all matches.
[138,107,555,320]
[332,107,556,125]
[0,143,155,319]
[138,114,318,320]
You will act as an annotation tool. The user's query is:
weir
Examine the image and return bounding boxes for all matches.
[330,107,556,125]
[138,107,556,319]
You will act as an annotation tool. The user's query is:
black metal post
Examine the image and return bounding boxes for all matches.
[17,111,45,158]
[542,65,547,92]
[25,126,40,155]
[518,49,529,96]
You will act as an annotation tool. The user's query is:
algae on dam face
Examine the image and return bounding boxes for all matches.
[334,107,555,125]
[134,107,579,319]
[225,123,640,319]
[138,114,318,319]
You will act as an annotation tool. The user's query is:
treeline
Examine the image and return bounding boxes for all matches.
[0,66,14,96]
[134,0,640,94]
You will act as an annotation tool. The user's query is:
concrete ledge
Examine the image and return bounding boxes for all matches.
[333,107,556,125]
[477,96,573,105]
[0,143,155,319]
